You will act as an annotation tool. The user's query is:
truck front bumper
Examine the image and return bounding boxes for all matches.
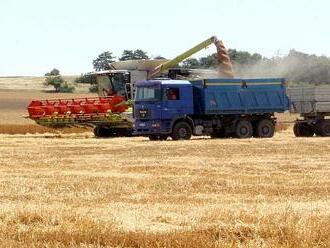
[133,120,170,136]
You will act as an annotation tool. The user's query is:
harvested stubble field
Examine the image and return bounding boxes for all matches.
[1,88,330,247]
[1,128,330,247]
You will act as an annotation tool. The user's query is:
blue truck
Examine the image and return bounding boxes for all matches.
[133,78,289,140]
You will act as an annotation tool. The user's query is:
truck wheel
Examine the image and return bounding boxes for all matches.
[235,120,253,138]
[256,119,275,138]
[171,122,192,140]
[316,120,330,137]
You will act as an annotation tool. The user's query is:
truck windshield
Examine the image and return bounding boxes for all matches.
[135,87,161,101]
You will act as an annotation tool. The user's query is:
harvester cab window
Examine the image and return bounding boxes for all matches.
[166,88,180,100]
[123,73,132,100]
[112,73,126,96]
[97,75,112,96]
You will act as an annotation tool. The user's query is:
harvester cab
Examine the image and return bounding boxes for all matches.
[98,59,169,100]
[94,70,132,99]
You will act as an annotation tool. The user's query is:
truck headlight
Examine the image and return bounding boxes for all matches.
[151,123,161,128]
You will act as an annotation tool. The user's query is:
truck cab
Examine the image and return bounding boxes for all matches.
[134,80,194,140]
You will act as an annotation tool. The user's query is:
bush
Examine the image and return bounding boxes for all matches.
[74,74,96,84]
[59,82,75,93]
[89,84,98,93]
[74,74,97,93]
[44,75,75,93]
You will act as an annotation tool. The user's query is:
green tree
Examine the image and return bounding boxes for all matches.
[44,69,75,93]
[119,50,135,61]
[119,49,149,61]
[74,73,96,84]
[182,58,200,69]
[154,56,166,59]
[93,51,115,71]
[44,75,64,92]
[199,54,217,68]
[133,49,149,60]
[74,73,97,93]
[44,68,60,76]
[283,49,330,84]
[228,49,262,65]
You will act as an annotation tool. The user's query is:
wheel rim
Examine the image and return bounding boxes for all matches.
[324,124,330,134]
[240,126,248,135]
[178,127,187,138]
[262,125,270,135]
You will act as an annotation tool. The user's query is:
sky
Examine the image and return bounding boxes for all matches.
[0,0,329,76]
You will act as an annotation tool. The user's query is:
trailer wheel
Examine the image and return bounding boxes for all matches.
[293,123,314,137]
[300,124,314,137]
[235,119,253,138]
[293,123,301,137]
[256,119,275,138]
[171,122,192,140]
[316,120,330,137]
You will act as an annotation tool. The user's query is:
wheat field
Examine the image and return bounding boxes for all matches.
[1,127,330,247]
[0,76,88,92]
[1,88,330,247]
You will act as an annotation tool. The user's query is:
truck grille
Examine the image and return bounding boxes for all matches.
[138,109,149,118]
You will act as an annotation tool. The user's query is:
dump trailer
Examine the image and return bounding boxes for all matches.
[133,78,289,140]
[289,86,330,137]
[27,36,234,137]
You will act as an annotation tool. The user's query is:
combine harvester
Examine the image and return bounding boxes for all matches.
[27,36,234,137]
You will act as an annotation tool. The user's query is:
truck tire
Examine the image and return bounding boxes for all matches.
[171,122,192,140]
[316,120,330,137]
[293,123,301,137]
[235,119,253,138]
[255,119,275,138]
[293,122,314,137]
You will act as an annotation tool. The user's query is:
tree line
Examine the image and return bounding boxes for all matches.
[91,48,330,85]
[45,48,330,92]
[183,49,330,85]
